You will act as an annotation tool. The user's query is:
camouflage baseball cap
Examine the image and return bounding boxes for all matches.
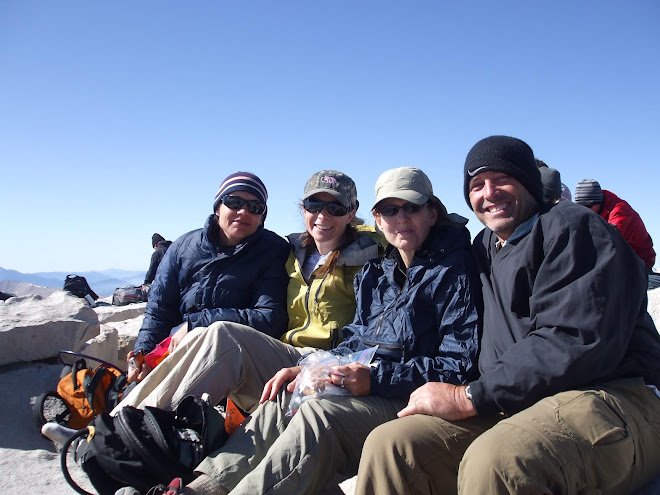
[303,170,358,209]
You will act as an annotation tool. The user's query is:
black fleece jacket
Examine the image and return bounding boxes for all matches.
[470,200,660,416]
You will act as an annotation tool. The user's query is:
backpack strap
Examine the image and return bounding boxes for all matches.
[115,407,177,483]
[71,359,87,391]
[105,373,128,411]
[60,427,96,495]
[83,366,109,412]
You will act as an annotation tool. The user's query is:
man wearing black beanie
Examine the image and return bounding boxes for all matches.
[355,135,660,494]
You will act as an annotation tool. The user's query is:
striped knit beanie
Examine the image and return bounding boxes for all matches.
[213,172,268,212]
[574,179,603,206]
[463,136,543,206]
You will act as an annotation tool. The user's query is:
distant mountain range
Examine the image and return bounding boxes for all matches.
[0,267,146,297]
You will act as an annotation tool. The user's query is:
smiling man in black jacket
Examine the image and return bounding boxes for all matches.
[355,136,660,495]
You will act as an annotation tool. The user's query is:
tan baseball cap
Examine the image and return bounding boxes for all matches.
[372,167,434,210]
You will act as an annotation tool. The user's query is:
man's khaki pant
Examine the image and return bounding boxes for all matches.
[356,378,660,494]
[112,321,314,414]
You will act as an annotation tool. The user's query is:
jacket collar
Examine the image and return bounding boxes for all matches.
[203,214,264,254]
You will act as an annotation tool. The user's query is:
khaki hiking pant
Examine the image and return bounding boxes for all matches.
[355,378,660,495]
[195,389,407,495]
[112,321,314,414]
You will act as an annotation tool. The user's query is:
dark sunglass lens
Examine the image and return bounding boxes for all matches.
[303,200,324,213]
[378,205,400,217]
[326,203,349,216]
[223,196,244,210]
[403,203,424,214]
[246,201,266,215]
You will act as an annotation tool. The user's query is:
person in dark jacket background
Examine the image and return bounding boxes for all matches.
[143,233,172,285]
[355,136,660,495]
[181,166,480,495]
[127,171,290,383]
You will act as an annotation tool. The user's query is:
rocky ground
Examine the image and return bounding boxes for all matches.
[2,285,659,494]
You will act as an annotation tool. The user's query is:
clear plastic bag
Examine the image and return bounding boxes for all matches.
[286,346,379,416]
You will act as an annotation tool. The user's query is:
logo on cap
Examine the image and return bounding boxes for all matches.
[321,176,337,184]
[467,166,488,177]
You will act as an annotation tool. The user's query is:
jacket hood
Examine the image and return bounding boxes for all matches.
[287,225,384,269]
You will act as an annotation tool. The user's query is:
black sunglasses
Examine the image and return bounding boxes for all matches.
[221,195,267,215]
[377,202,426,217]
[303,199,351,217]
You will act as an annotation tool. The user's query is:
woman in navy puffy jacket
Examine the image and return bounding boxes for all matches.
[128,171,290,381]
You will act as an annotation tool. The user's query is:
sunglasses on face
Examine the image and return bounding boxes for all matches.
[303,199,351,217]
[377,202,426,217]
[221,195,267,215]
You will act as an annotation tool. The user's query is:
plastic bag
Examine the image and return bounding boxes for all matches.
[287,346,379,416]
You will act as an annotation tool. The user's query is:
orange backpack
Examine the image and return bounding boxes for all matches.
[55,359,127,429]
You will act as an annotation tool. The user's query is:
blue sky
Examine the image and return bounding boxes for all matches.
[1,1,658,273]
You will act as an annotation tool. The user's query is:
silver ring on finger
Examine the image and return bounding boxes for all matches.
[340,377,345,388]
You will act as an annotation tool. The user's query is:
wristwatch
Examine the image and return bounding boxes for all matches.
[465,385,473,403]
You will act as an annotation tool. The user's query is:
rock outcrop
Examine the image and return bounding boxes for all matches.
[0,289,145,367]
[0,291,100,366]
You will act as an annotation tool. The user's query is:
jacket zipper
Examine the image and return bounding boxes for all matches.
[287,269,331,345]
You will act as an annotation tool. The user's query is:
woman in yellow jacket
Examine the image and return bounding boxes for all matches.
[284,223,384,349]
[111,170,385,416]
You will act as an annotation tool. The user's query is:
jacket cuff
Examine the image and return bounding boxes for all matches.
[469,379,500,416]
[368,362,381,395]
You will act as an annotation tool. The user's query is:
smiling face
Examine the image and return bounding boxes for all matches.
[468,171,539,242]
[215,190,264,246]
[304,192,356,254]
[374,198,437,266]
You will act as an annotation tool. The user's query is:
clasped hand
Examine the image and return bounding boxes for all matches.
[260,362,371,403]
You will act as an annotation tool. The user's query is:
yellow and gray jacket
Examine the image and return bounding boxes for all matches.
[282,225,385,350]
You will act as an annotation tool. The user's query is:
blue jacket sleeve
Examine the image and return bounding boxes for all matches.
[185,242,290,339]
[134,247,183,354]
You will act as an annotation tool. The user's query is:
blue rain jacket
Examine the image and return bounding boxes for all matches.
[335,223,480,400]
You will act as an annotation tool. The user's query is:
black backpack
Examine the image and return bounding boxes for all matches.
[112,285,149,306]
[61,395,227,495]
[63,274,99,301]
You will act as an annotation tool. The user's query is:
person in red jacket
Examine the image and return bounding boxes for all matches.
[575,179,657,289]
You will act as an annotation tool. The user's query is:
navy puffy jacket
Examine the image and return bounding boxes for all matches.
[134,215,290,354]
[335,223,481,400]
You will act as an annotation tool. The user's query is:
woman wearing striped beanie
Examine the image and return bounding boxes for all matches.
[126,170,291,380]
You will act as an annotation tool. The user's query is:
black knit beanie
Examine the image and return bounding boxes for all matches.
[152,233,165,248]
[463,136,543,206]
[540,167,562,201]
